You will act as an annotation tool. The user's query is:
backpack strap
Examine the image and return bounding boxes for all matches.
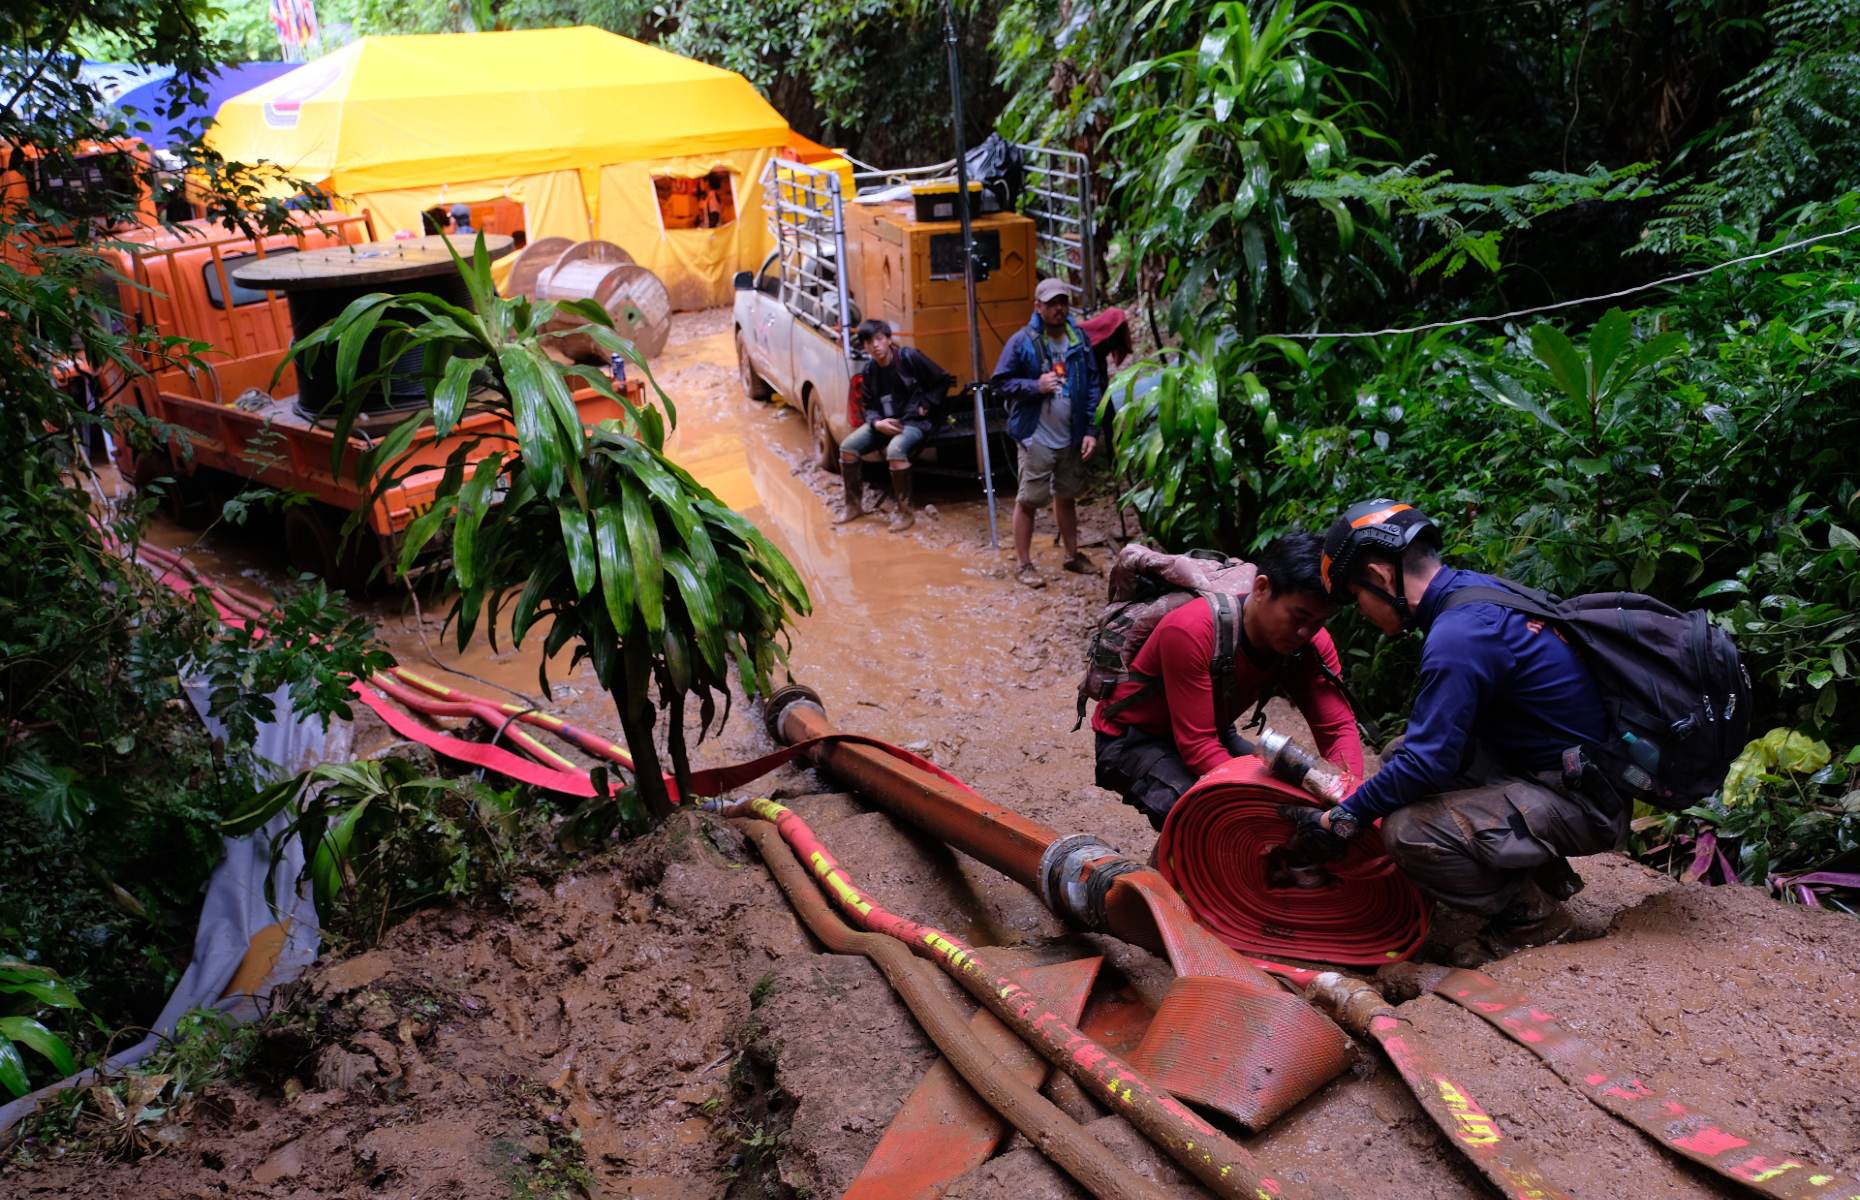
[1206,593,1242,730]
[1439,580,1562,622]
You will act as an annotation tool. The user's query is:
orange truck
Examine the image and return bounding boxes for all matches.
[96,212,636,585]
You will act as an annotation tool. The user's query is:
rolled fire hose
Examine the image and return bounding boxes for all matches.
[732,818,1171,1200]
[1153,754,1430,965]
[715,796,1305,1200]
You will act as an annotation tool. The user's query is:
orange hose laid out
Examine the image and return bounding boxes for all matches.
[1154,757,1430,965]
[717,796,1308,1200]
[734,819,1171,1200]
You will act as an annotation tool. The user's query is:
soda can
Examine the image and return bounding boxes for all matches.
[609,352,628,385]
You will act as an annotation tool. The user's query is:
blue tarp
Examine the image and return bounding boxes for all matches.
[113,62,296,149]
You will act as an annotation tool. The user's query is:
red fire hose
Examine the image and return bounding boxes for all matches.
[1154,757,1430,965]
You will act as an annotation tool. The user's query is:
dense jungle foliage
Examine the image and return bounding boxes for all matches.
[998,0,1860,906]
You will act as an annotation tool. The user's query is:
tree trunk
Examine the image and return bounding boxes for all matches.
[615,697,675,822]
[664,687,694,808]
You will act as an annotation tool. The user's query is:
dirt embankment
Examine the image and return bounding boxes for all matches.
[16,310,1856,1198]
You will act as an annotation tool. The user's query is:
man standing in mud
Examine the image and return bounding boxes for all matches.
[836,319,953,533]
[1093,533,1364,831]
[992,278,1101,588]
[1300,500,1622,965]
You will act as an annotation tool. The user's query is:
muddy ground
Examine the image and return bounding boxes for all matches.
[7,310,1857,1198]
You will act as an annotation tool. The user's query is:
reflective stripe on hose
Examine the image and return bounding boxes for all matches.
[1154,757,1429,965]
[1419,965,1860,1200]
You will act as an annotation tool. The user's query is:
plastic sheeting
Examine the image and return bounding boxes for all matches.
[596,147,777,310]
[0,684,342,1134]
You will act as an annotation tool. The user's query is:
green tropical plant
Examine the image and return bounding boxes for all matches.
[225,756,538,941]
[0,960,84,1098]
[293,240,810,821]
[1100,0,1383,335]
[1643,0,1860,252]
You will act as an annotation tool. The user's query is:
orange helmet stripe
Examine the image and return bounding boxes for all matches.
[1350,502,1412,529]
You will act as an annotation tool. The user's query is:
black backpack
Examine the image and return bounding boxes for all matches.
[1442,580,1751,809]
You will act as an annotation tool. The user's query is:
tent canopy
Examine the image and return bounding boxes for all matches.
[208,27,792,195]
[115,62,297,150]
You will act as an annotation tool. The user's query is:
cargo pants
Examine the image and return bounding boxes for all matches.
[1094,725,1251,832]
[1376,740,1628,916]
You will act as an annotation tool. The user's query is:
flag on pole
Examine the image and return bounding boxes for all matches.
[269,0,320,62]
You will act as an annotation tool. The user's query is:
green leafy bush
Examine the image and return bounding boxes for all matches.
[226,757,544,945]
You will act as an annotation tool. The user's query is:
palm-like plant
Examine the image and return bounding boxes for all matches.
[1102,0,1384,336]
[290,240,811,821]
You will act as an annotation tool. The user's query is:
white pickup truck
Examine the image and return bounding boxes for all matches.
[732,159,1014,480]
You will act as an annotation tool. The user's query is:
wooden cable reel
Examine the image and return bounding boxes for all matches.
[504,238,673,361]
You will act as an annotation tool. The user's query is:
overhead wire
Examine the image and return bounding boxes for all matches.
[1265,219,1860,341]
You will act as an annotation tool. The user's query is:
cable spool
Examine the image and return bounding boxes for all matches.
[503,236,574,301]
[520,239,672,362]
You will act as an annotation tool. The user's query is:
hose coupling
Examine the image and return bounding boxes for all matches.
[761,682,826,744]
[1257,727,1354,805]
[1038,833,1141,932]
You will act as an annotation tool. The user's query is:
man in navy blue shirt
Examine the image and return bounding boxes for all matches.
[1295,500,1627,964]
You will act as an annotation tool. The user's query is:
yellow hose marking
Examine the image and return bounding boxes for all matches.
[1435,1077,1502,1145]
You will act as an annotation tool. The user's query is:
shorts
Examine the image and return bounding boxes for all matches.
[1016,439,1085,507]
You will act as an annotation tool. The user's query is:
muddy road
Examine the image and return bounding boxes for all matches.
[17,311,1859,1199]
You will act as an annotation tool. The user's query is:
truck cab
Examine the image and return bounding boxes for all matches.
[98,215,638,586]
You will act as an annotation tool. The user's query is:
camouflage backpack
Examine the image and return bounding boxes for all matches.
[1074,546,1257,730]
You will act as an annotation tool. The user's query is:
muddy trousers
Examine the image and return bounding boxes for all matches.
[1379,765,1626,917]
[1094,726,1249,832]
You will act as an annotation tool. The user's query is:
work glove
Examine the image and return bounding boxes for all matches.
[1279,804,1351,864]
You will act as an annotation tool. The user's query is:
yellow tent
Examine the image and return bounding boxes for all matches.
[210,27,793,307]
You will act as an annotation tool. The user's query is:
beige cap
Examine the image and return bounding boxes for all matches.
[1034,277,1071,303]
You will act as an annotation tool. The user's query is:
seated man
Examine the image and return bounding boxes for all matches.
[1092,532,1364,830]
[1300,500,1622,963]
[837,319,953,533]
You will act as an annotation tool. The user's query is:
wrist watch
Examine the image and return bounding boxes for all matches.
[1327,807,1360,840]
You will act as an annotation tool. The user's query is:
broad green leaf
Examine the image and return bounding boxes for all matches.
[619,479,665,634]
[664,552,725,676]
[432,352,478,439]
[1527,323,1590,410]
[1588,308,1631,388]
[452,453,505,590]
[311,799,369,911]
[0,1017,77,1076]
[0,1038,28,1098]
[558,503,597,597]
[594,503,635,637]
[1697,579,1747,598]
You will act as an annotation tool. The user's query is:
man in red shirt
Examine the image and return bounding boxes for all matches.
[1092,532,1364,830]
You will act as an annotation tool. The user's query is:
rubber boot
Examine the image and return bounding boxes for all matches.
[1449,880,1580,968]
[886,463,915,532]
[834,455,865,524]
[1532,855,1586,902]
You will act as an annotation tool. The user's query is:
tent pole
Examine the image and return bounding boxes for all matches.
[942,0,998,550]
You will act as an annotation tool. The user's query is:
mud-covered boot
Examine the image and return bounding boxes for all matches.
[886,463,915,532]
[1532,854,1586,902]
[1449,881,1579,968]
[834,454,865,523]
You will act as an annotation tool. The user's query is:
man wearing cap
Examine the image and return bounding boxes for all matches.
[1292,499,1623,964]
[449,203,474,236]
[991,279,1102,588]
